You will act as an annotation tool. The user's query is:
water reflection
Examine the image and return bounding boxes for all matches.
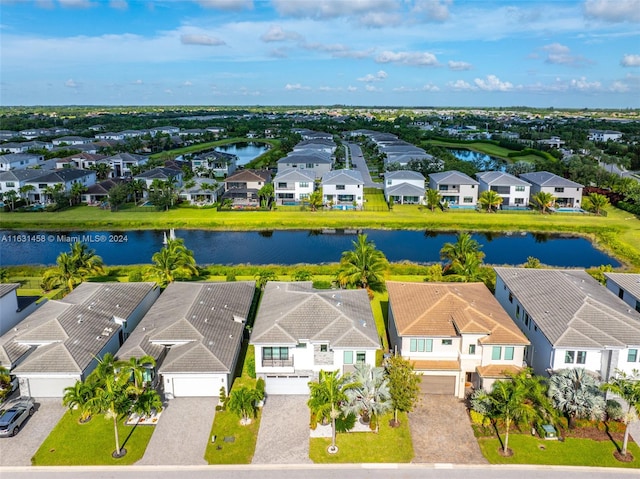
[447,149,506,171]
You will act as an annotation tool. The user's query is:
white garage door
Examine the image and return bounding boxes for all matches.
[419,375,456,395]
[264,375,310,395]
[23,377,77,398]
[170,376,216,397]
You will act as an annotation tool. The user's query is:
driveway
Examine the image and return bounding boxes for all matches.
[252,395,312,464]
[0,397,66,466]
[136,397,215,465]
[409,394,487,464]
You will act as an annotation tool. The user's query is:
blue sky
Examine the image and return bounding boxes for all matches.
[1,0,639,108]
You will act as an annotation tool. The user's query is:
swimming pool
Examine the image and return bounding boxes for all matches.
[555,207,586,213]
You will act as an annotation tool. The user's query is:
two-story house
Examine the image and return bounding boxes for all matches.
[387,281,529,397]
[24,169,97,203]
[276,151,333,179]
[102,152,149,177]
[384,170,425,205]
[222,169,271,205]
[604,272,640,314]
[0,153,43,171]
[321,169,364,208]
[494,267,640,379]
[191,150,238,178]
[0,284,40,336]
[476,171,531,209]
[250,282,380,395]
[519,171,583,208]
[133,167,183,192]
[428,170,479,208]
[273,168,316,205]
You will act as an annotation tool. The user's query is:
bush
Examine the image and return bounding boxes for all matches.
[128,270,143,282]
[605,399,624,421]
[470,409,491,427]
[312,280,334,289]
[247,356,256,379]
[226,270,237,282]
[617,201,640,216]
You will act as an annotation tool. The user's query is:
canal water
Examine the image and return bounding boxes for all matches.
[215,142,268,166]
[447,148,506,171]
[0,229,620,268]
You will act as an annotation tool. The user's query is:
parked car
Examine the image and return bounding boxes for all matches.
[0,397,35,437]
[0,376,19,400]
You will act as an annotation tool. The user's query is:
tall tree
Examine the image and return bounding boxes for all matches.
[601,369,640,458]
[3,190,18,211]
[583,193,610,216]
[227,386,263,425]
[18,184,35,206]
[532,191,555,214]
[307,189,323,211]
[385,355,421,427]
[425,188,441,212]
[478,190,504,213]
[336,233,388,293]
[69,182,87,206]
[148,238,198,287]
[62,381,95,423]
[258,182,274,209]
[42,242,105,293]
[548,368,605,429]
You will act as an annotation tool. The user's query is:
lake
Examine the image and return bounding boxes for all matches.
[0,229,620,268]
[215,142,269,166]
[447,148,506,171]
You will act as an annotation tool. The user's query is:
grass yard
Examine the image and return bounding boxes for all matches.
[204,408,261,464]
[478,434,640,469]
[309,412,413,463]
[32,410,154,465]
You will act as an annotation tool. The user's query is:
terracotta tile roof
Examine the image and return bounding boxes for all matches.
[411,359,460,371]
[476,364,523,378]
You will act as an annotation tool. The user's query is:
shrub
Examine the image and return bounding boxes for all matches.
[247,356,256,379]
[226,270,237,282]
[605,399,623,421]
[470,409,491,427]
[128,270,143,282]
[312,280,333,289]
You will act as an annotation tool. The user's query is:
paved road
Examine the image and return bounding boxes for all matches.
[347,142,379,188]
[252,395,312,464]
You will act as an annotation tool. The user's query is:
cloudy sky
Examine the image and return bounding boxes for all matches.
[1,0,639,108]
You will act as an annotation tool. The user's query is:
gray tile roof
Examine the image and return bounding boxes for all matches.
[321,169,364,185]
[385,170,425,181]
[251,282,379,349]
[604,273,640,300]
[386,183,425,197]
[0,170,46,182]
[519,171,583,188]
[429,170,479,185]
[0,284,19,299]
[1,282,157,374]
[117,282,256,374]
[494,268,640,348]
[476,171,530,186]
[24,168,94,183]
[273,169,316,183]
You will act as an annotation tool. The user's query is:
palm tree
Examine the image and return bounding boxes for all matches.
[42,252,81,292]
[89,162,112,181]
[601,369,640,457]
[227,386,263,425]
[255,269,277,289]
[336,234,388,293]
[343,364,392,432]
[69,182,87,206]
[478,190,504,213]
[70,242,105,277]
[119,355,156,392]
[440,232,485,278]
[446,252,489,283]
[425,188,441,212]
[308,189,323,211]
[148,238,198,287]
[18,184,35,206]
[130,388,163,418]
[532,191,555,214]
[258,183,274,209]
[548,368,605,429]
[293,269,313,281]
[4,190,19,211]
[308,370,359,454]
[584,193,610,215]
[62,380,95,423]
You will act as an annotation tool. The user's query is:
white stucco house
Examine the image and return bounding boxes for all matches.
[0,153,43,171]
[0,282,159,398]
[250,282,380,395]
[494,267,640,379]
[476,171,531,209]
[519,171,583,209]
[384,170,425,205]
[24,169,97,204]
[117,282,256,398]
[321,169,364,208]
[276,152,333,179]
[604,272,640,314]
[387,281,529,397]
[273,168,316,205]
[0,284,41,336]
[428,170,479,208]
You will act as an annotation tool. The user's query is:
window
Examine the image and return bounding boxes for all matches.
[320,344,328,352]
[564,351,575,363]
[344,351,353,364]
[442,339,452,346]
[565,350,586,364]
[263,347,288,360]
[636,300,640,313]
[516,305,520,319]
[514,198,525,205]
[306,163,314,169]
[492,347,502,360]
[554,187,564,193]
[299,182,309,188]
[463,197,473,203]
[576,351,586,364]
[336,185,345,190]
[278,182,287,188]
[5,182,14,187]
[439,185,448,191]
[296,343,307,348]
[618,288,624,299]
[504,347,514,361]
[469,344,476,354]
[628,349,638,362]
[410,338,433,352]
[509,292,513,303]
[524,313,530,329]
[356,352,366,364]
[515,186,525,192]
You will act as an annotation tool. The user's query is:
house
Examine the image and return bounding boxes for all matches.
[0,169,47,197]
[102,152,149,177]
[149,126,180,137]
[321,169,364,208]
[604,272,640,313]
[494,267,640,379]
[0,284,40,336]
[134,167,183,191]
[1,141,51,154]
[24,169,97,204]
[51,136,93,146]
[428,170,479,208]
[476,171,531,209]
[0,282,159,397]
[276,151,332,179]
[519,171,583,208]
[56,152,106,170]
[387,281,529,397]
[179,177,224,205]
[0,153,43,171]
[192,150,238,178]
[250,282,380,395]
[95,132,126,141]
[588,130,623,142]
[222,169,271,205]
[384,170,425,205]
[116,282,255,397]
[81,178,129,205]
[273,168,315,205]
[292,139,336,155]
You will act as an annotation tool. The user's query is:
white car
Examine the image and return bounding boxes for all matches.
[0,397,35,437]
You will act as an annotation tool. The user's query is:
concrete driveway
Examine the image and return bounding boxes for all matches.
[252,395,312,464]
[136,397,216,465]
[0,397,67,466]
[409,394,487,464]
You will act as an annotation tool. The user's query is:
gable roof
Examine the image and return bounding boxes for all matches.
[494,268,640,348]
[278,152,332,164]
[519,171,583,188]
[24,168,94,184]
[387,281,528,345]
[386,183,425,197]
[0,284,19,299]
[429,170,479,185]
[251,282,379,349]
[321,169,364,185]
[1,282,157,374]
[385,170,425,181]
[134,167,182,180]
[225,169,271,183]
[117,282,256,374]
[273,168,316,183]
[604,272,640,300]
[476,171,530,187]
[0,169,45,182]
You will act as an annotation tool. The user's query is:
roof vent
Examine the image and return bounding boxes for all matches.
[96,336,102,340]
[116,304,120,308]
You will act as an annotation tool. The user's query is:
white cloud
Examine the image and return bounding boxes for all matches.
[272,0,397,20]
[448,79,474,90]
[164,89,173,94]
[448,60,472,71]
[583,0,640,23]
[347,85,357,92]
[422,83,440,91]
[392,83,440,92]
[58,0,93,8]
[375,50,438,66]
[365,84,381,92]
[569,76,602,91]
[621,54,640,66]
[183,80,193,86]
[260,25,302,42]
[64,79,79,88]
[541,43,590,66]
[284,83,311,91]
[357,70,388,82]
[358,12,403,27]
[610,81,630,92]
[412,0,452,22]
[474,75,514,91]
[268,48,289,58]
[194,0,253,10]
[132,79,143,85]
[180,34,226,46]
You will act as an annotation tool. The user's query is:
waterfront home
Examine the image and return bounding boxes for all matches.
[494,268,640,379]
[51,136,93,146]
[116,282,255,397]
[321,169,364,208]
[222,169,271,206]
[102,152,149,177]
[519,171,583,208]
[81,178,129,205]
[0,282,159,397]
[604,272,640,313]
[387,281,529,397]
[134,167,183,191]
[0,153,43,171]
[192,150,238,178]
[250,282,379,395]
[476,171,531,209]
[273,168,316,205]
[0,169,47,197]
[179,177,224,205]
[24,168,97,204]
[276,151,333,179]
[0,284,40,336]
[384,170,426,205]
[428,170,479,208]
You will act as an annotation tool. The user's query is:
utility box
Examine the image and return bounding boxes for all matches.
[540,424,558,440]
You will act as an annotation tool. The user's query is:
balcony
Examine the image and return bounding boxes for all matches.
[262,358,294,367]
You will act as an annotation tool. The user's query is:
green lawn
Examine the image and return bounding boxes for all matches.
[204,408,261,464]
[478,434,640,468]
[32,410,154,465]
[309,412,413,463]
